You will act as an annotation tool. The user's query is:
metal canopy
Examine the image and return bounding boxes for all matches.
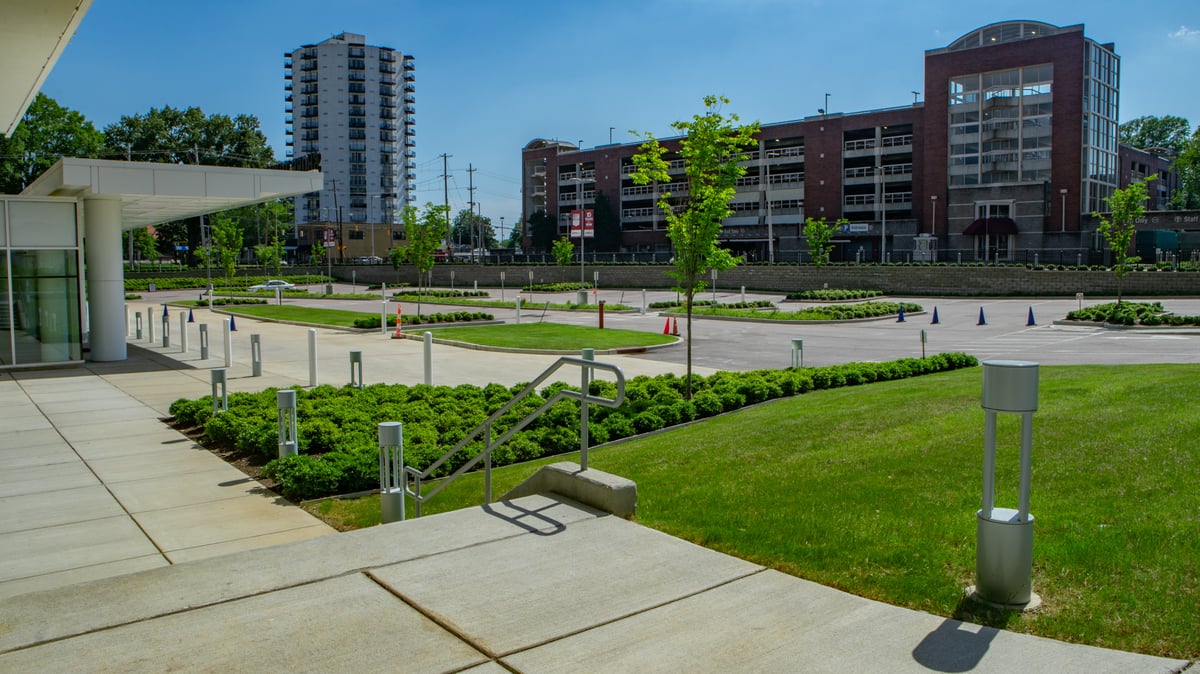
[0,0,93,136]
[21,158,323,230]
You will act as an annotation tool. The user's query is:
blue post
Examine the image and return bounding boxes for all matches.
[978,307,988,326]
[931,307,940,324]
[1026,307,1036,326]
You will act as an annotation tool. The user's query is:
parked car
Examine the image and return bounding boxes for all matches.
[248,280,295,291]
[352,255,384,264]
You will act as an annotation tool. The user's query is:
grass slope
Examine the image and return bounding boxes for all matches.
[307,364,1199,659]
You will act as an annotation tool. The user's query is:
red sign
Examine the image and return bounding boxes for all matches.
[323,228,336,248]
[569,209,595,239]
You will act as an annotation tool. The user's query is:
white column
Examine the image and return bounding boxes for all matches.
[83,197,127,362]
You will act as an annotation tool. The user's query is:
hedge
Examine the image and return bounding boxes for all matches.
[1065,301,1200,327]
[787,289,883,301]
[351,311,493,329]
[170,353,978,501]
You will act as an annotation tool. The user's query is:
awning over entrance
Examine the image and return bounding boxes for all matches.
[0,0,92,136]
[21,158,323,230]
[963,217,1018,236]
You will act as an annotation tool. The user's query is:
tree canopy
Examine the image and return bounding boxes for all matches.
[451,208,496,249]
[1119,115,1191,154]
[103,105,273,167]
[630,95,760,397]
[1172,128,1200,210]
[527,210,557,253]
[1095,175,1156,303]
[0,93,104,194]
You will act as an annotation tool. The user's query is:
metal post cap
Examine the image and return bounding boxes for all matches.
[981,360,1039,412]
[276,389,297,408]
[378,421,403,446]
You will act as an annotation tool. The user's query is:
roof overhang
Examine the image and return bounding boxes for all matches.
[963,217,1019,236]
[0,0,93,136]
[21,158,323,229]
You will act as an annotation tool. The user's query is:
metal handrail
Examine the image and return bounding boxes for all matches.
[403,355,625,516]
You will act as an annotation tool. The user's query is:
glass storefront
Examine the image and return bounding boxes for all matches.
[1,199,83,367]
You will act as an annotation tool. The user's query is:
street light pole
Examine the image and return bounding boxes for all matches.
[879,162,887,264]
[930,194,937,235]
[578,161,586,289]
[1060,188,1068,233]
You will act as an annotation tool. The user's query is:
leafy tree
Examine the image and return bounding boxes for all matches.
[122,228,159,266]
[630,95,760,397]
[0,93,104,194]
[103,105,274,266]
[552,237,574,267]
[527,210,557,252]
[393,202,448,314]
[451,208,495,249]
[208,212,244,287]
[1172,128,1200,210]
[803,216,846,269]
[1119,115,1191,154]
[1094,175,1156,304]
[309,240,326,266]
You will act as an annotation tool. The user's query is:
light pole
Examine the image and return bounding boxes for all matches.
[1059,188,1068,233]
[930,194,937,235]
[878,163,887,264]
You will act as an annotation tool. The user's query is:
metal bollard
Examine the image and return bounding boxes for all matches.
[135,312,143,340]
[277,389,298,458]
[250,334,263,377]
[791,338,804,368]
[307,328,318,387]
[741,286,746,304]
[515,296,522,324]
[199,324,209,360]
[146,309,154,343]
[162,312,170,349]
[349,350,363,388]
[210,368,228,413]
[641,289,647,314]
[179,312,188,353]
[222,319,232,368]
[973,360,1040,610]
[378,421,405,523]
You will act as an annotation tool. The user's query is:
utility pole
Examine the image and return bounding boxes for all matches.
[440,153,452,250]
[467,163,477,262]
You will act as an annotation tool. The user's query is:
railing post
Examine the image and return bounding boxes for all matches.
[277,389,298,458]
[379,422,405,523]
[580,348,594,471]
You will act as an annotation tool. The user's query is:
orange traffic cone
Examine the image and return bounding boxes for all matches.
[663,318,671,335]
[672,317,680,336]
[393,306,403,338]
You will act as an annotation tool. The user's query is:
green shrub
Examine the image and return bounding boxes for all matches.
[787,289,882,301]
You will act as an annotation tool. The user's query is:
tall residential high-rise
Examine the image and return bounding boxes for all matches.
[285,32,415,261]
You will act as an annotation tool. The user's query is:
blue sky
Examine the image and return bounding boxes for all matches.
[42,0,1200,238]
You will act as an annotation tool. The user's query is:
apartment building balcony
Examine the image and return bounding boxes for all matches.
[404,94,416,104]
[300,143,319,155]
[404,138,416,147]
[406,161,416,169]
[285,103,293,113]
[381,63,397,74]
[380,86,395,96]
[284,82,292,91]
[404,126,416,136]
[300,109,318,118]
[405,149,416,158]
[349,71,365,82]
[300,73,317,83]
[403,71,415,82]
[300,62,317,71]
[284,58,293,69]
[301,48,317,59]
[403,57,415,69]
[379,49,395,62]
[404,105,416,115]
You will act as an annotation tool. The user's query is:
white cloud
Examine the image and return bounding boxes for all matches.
[1168,25,1200,41]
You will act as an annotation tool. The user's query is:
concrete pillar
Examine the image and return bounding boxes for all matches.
[83,198,126,361]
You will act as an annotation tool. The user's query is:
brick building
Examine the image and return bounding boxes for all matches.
[521,20,1177,264]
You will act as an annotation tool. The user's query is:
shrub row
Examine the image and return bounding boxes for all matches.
[1065,301,1200,326]
[392,289,488,299]
[786,289,882,301]
[169,353,977,501]
[351,311,493,329]
[526,282,592,292]
[696,301,921,321]
[648,300,775,310]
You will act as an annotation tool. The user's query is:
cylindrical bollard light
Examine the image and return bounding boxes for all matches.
[250,334,263,377]
[135,312,143,340]
[146,309,154,343]
[380,299,388,336]
[741,285,746,304]
[162,312,170,349]
[199,324,209,360]
[179,312,188,353]
[379,421,405,523]
[277,389,298,458]
[222,319,232,368]
[515,296,522,324]
[973,360,1040,610]
[307,328,318,387]
[791,338,804,368]
[210,368,228,413]
[641,289,647,314]
[423,332,433,386]
[349,350,363,388]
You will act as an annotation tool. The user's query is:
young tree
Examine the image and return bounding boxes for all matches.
[393,202,448,314]
[551,236,575,268]
[208,212,244,288]
[309,240,326,266]
[123,228,159,267]
[1094,175,1156,304]
[630,95,760,397]
[0,93,104,194]
[803,216,847,269]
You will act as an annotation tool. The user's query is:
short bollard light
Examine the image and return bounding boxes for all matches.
[276,389,298,458]
[791,338,804,368]
[161,312,170,348]
[199,323,210,360]
[250,334,263,377]
[146,309,154,343]
[423,332,433,386]
[210,368,228,413]
[971,360,1041,610]
[349,350,363,388]
[378,421,405,523]
[135,312,144,340]
[515,296,522,324]
[307,328,318,387]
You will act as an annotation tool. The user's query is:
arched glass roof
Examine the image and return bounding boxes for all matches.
[947,21,1060,51]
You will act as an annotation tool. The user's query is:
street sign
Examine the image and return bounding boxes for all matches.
[569,209,595,239]
[174,244,189,252]
[323,228,336,248]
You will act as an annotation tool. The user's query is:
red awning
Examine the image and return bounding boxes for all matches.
[963,217,1018,236]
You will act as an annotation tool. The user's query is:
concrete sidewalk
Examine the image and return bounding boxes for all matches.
[0,494,1187,672]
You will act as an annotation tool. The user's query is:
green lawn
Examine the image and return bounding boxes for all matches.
[305,363,1200,659]
[392,294,634,312]
[218,304,369,328]
[426,322,676,350]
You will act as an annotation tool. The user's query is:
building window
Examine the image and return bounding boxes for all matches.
[948,64,1053,187]
[349,230,365,240]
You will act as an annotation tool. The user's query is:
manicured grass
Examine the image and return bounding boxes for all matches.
[678,301,921,321]
[305,364,1200,659]
[392,294,634,312]
[425,322,676,349]
[219,304,371,328]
